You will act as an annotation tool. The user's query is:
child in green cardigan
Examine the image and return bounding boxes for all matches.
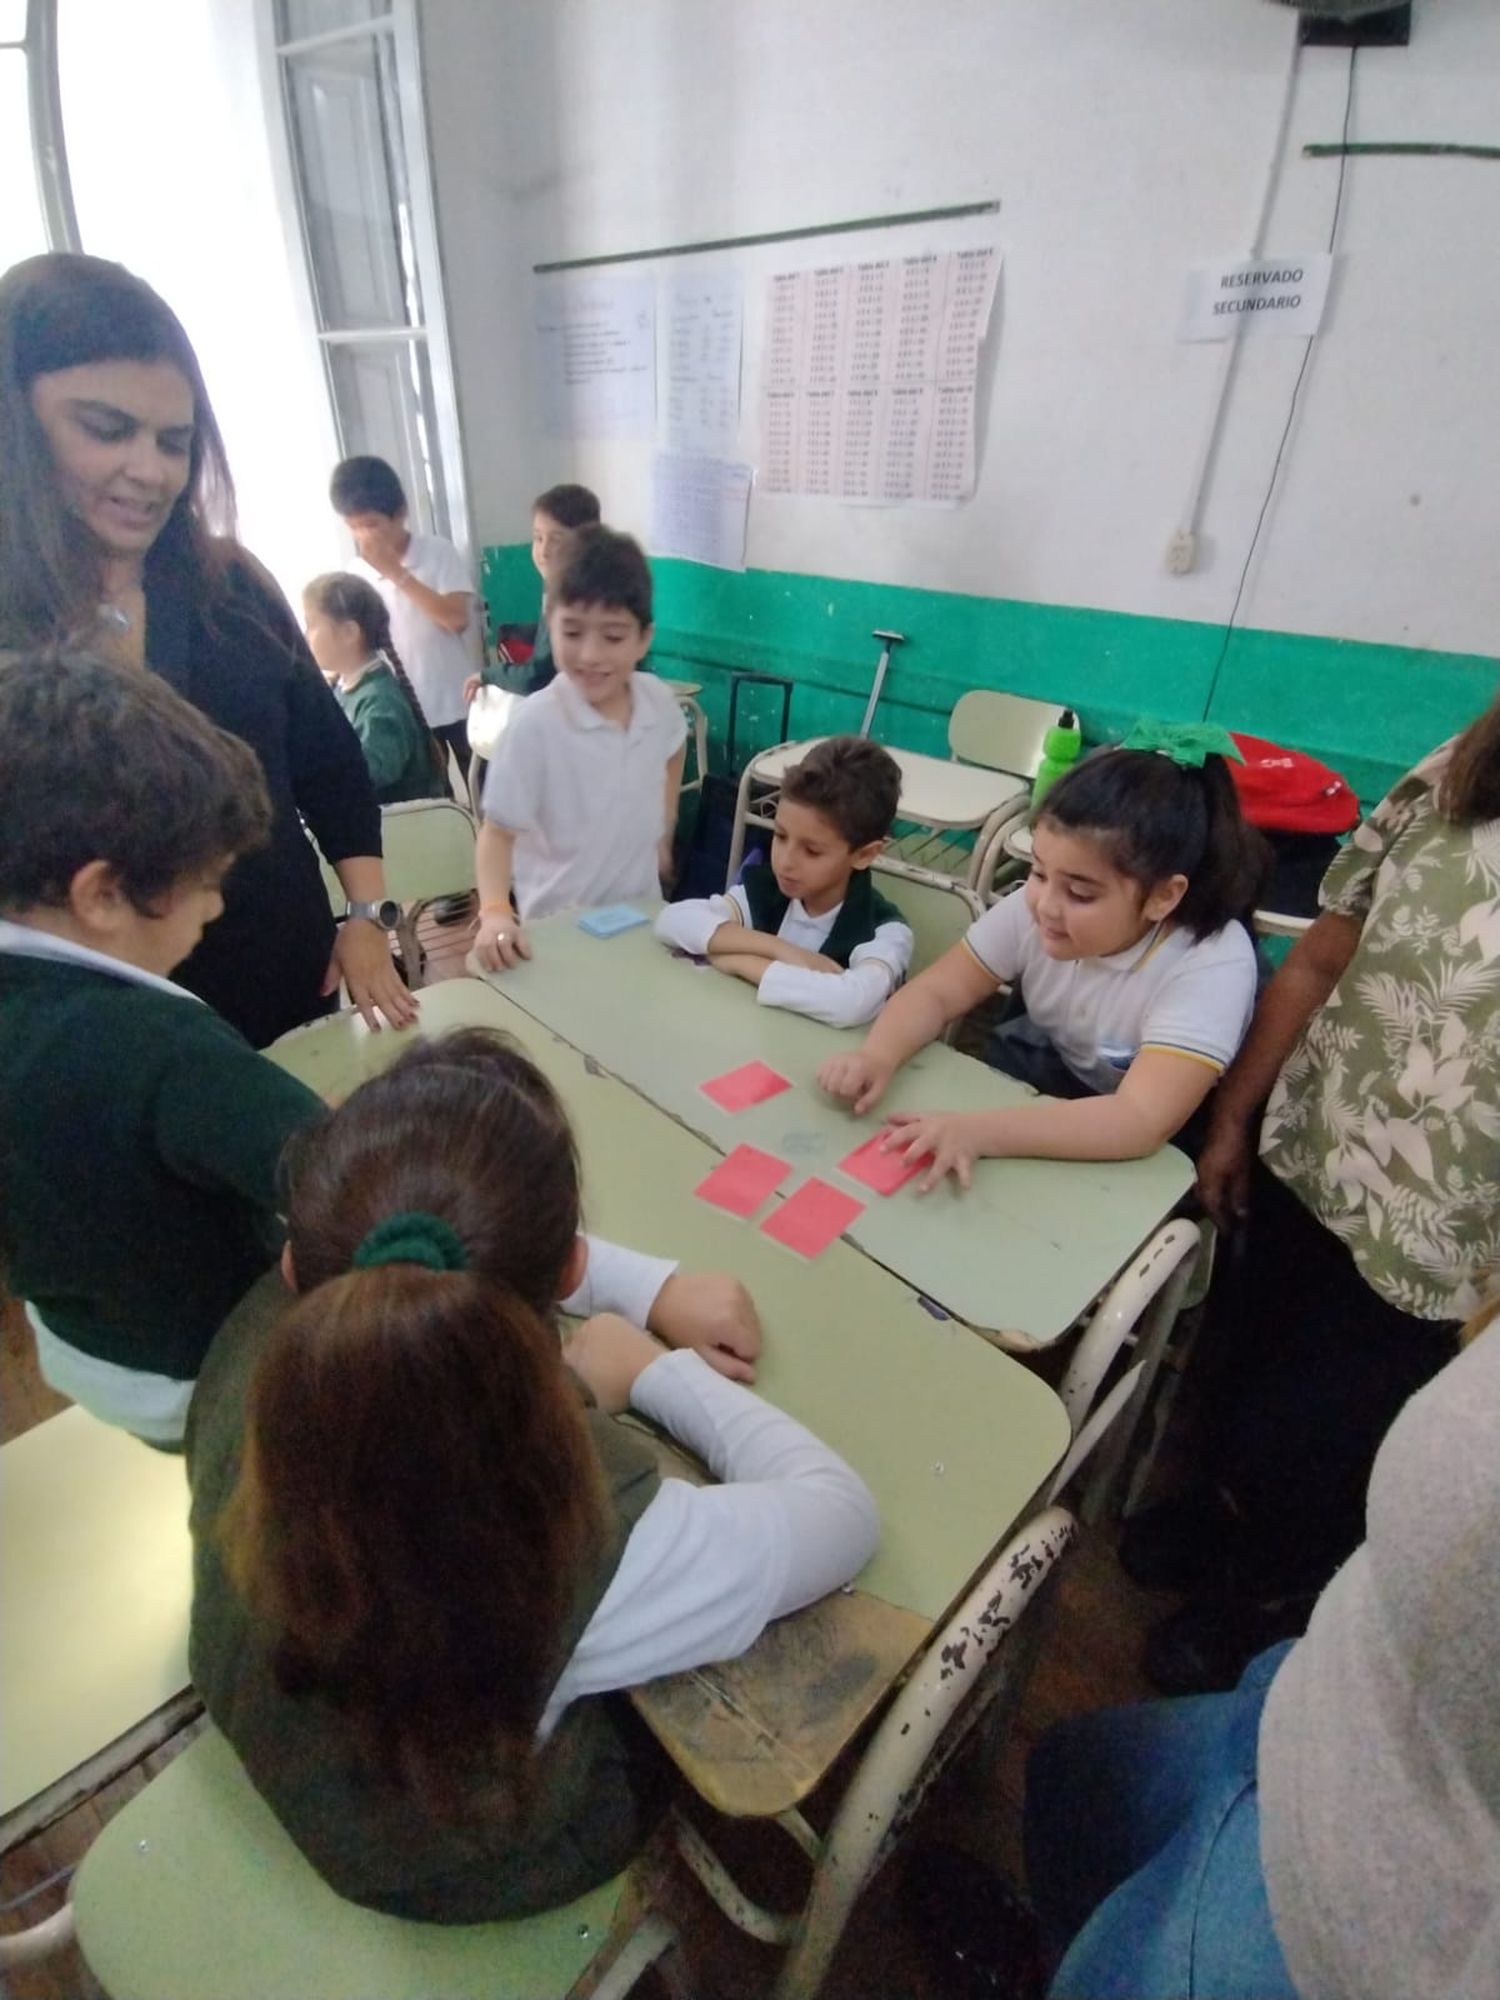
[655,734,914,1028]
[303,572,448,806]
[0,650,325,1444]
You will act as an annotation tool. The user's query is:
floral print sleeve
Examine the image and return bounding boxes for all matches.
[1260,738,1500,1323]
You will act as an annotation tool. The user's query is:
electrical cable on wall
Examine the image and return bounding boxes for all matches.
[1202,45,1358,718]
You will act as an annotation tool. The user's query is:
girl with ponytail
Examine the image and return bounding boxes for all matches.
[302,571,449,804]
[187,1028,876,1921]
[818,721,1268,1180]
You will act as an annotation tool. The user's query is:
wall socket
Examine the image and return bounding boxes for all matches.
[1165,530,1198,576]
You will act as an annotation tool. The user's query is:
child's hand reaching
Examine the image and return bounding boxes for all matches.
[648,1272,762,1383]
[561,1314,666,1415]
[817,1049,895,1115]
[881,1109,991,1192]
[468,910,532,974]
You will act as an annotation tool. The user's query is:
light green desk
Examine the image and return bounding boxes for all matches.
[273,980,1070,1814]
[489,915,1194,1351]
[0,1408,196,1848]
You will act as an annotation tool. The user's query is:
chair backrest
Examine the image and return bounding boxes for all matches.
[947,691,1066,780]
[378,798,477,907]
[871,855,983,977]
[71,1727,644,2000]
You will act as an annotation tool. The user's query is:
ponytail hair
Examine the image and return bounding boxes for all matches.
[303,571,446,784]
[220,1030,606,1821]
[1037,747,1269,939]
[1438,688,1500,826]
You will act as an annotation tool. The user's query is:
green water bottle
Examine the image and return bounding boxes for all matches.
[1032,708,1082,806]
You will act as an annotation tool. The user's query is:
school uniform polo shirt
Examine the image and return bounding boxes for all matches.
[354,532,482,731]
[481,671,687,919]
[964,893,1257,1093]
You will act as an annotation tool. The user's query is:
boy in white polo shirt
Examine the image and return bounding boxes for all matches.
[331,455,483,786]
[471,528,686,968]
[819,727,1266,1184]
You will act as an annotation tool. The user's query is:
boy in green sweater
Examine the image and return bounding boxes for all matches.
[0,651,324,1445]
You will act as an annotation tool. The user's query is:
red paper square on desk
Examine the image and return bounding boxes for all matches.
[838,1132,935,1197]
[700,1061,792,1113]
[694,1145,793,1218]
[761,1178,865,1259]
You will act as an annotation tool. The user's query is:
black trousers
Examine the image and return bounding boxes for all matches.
[1201,1162,1458,1596]
[432,719,471,787]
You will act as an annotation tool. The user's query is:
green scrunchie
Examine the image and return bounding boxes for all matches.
[351,1211,469,1275]
[1122,719,1244,769]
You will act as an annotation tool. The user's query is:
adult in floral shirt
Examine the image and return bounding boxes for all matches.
[1126,710,1500,1691]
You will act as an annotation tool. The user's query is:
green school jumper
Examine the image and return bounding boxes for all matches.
[186,1271,670,1921]
[336,662,447,805]
[0,954,321,1381]
[739,863,906,966]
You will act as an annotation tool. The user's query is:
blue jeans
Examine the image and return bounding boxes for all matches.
[1023,1644,1297,2000]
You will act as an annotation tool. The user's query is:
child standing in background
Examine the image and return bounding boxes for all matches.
[303,572,447,807]
[466,483,602,703]
[819,725,1266,1183]
[330,455,482,784]
[656,735,914,1028]
[471,528,686,968]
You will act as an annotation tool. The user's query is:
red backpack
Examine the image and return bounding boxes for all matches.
[1228,733,1360,836]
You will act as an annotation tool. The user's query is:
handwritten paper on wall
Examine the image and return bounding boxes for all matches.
[759,246,1000,504]
[650,453,753,570]
[662,271,742,458]
[534,274,656,440]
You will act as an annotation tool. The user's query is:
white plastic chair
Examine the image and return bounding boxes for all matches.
[65,1727,680,2000]
[671,1506,1077,2000]
[869,853,983,978]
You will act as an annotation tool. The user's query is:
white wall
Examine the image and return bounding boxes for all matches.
[420,0,1500,659]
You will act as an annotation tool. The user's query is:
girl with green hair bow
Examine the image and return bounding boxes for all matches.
[818,722,1269,1179]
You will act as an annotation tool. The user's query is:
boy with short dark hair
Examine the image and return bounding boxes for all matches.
[330,454,482,779]
[0,652,324,1443]
[656,735,914,1027]
[471,528,686,968]
[465,482,602,703]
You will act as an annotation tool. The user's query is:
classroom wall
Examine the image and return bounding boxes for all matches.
[419,0,1500,798]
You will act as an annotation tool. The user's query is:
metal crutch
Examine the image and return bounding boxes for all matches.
[858,628,906,737]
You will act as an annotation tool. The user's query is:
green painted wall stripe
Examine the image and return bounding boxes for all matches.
[481,546,1497,808]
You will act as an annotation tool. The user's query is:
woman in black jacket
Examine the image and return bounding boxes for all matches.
[0,252,415,1047]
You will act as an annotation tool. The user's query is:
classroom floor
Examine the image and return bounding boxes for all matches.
[0,902,1171,2000]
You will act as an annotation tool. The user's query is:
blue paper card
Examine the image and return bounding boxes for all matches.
[577,904,650,938]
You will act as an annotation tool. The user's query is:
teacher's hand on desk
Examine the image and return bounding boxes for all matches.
[327,919,419,1030]
[648,1272,762,1384]
[562,1314,667,1415]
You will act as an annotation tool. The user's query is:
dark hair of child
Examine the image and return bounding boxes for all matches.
[302,571,446,784]
[781,735,902,850]
[1439,683,1500,825]
[1037,747,1270,939]
[328,455,407,521]
[221,1029,609,1820]
[532,484,601,532]
[551,526,652,628]
[0,649,271,915]
[0,253,237,646]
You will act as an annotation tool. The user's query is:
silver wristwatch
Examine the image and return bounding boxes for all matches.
[343,898,402,928]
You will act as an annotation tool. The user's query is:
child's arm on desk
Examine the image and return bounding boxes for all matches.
[818,940,995,1113]
[564,1235,761,1383]
[884,1050,1217,1188]
[469,821,532,972]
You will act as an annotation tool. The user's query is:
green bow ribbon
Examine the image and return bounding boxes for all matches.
[351,1210,470,1275]
[1122,719,1244,769]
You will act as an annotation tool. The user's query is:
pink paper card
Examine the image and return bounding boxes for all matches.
[760,1178,865,1259]
[837,1131,935,1197]
[693,1145,793,1218]
[700,1060,792,1114]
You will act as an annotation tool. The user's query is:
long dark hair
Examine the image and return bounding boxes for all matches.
[303,571,445,782]
[0,254,236,646]
[1438,689,1500,825]
[221,1031,608,1821]
[1038,747,1269,938]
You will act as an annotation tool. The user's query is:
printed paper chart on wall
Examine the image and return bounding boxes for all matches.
[759,246,1000,504]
